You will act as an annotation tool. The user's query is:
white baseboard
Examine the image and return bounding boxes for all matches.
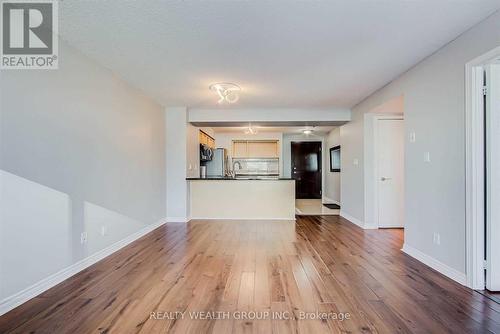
[166,216,189,223]
[322,196,340,206]
[339,210,365,228]
[189,217,296,221]
[0,219,166,316]
[362,223,378,229]
[401,244,467,286]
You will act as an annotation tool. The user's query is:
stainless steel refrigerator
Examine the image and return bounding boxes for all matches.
[205,148,228,177]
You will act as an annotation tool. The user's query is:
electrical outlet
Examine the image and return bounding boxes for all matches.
[101,226,108,236]
[80,232,88,244]
[409,131,416,143]
[433,232,440,245]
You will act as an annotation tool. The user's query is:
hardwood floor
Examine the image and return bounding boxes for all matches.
[477,290,500,305]
[1,216,500,333]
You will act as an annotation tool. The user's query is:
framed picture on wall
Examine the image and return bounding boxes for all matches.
[330,145,341,172]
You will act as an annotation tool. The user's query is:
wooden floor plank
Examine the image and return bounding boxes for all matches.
[1,216,500,333]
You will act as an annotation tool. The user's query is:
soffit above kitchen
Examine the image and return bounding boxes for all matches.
[212,126,336,135]
[60,0,500,108]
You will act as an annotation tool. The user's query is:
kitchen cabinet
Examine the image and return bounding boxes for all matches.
[199,130,215,148]
[233,141,248,157]
[247,141,278,158]
[232,140,278,158]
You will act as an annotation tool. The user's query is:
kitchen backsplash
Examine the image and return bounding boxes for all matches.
[232,158,279,175]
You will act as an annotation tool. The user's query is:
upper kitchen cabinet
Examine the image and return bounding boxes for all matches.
[199,130,215,148]
[232,140,279,158]
[233,141,248,157]
[248,141,278,158]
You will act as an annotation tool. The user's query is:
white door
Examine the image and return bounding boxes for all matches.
[377,119,404,228]
[486,64,500,291]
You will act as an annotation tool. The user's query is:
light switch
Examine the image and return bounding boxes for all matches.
[424,152,431,162]
[353,159,359,166]
[409,131,416,143]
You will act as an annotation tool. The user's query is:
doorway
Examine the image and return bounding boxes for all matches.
[291,141,322,199]
[376,119,405,228]
[485,63,500,292]
[465,45,500,292]
[363,106,404,229]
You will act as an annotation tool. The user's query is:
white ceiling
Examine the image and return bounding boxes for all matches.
[60,1,500,109]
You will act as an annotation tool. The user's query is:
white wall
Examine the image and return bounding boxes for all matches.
[167,113,217,220]
[165,107,189,221]
[340,11,500,275]
[0,41,165,303]
[325,128,341,204]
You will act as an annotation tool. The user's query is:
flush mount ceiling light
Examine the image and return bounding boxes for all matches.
[209,83,241,104]
[303,127,314,135]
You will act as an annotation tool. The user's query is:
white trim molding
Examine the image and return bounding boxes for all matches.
[339,210,375,229]
[402,244,467,286]
[465,45,500,289]
[0,219,166,316]
[166,216,190,223]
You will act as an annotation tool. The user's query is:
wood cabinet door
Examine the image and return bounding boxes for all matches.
[232,141,247,157]
[199,132,207,145]
[199,131,216,147]
[247,141,278,158]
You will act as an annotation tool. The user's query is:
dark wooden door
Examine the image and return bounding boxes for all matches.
[291,141,322,199]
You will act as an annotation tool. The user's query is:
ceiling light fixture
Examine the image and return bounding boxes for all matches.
[209,82,241,104]
[303,128,314,135]
[244,124,258,135]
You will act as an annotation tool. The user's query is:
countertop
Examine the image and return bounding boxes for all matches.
[186,176,294,181]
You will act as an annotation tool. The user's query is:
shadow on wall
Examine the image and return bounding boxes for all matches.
[84,202,147,256]
[0,170,149,301]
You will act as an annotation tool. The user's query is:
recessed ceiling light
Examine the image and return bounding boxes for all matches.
[209,83,241,104]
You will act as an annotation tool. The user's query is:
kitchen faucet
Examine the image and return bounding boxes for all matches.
[232,160,242,177]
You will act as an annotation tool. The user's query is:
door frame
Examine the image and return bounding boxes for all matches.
[290,140,323,199]
[465,45,500,289]
[364,113,404,229]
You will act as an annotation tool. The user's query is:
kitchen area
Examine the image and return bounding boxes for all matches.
[186,127,296,220]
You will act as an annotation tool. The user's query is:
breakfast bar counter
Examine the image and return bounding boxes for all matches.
[187,178,295,220]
